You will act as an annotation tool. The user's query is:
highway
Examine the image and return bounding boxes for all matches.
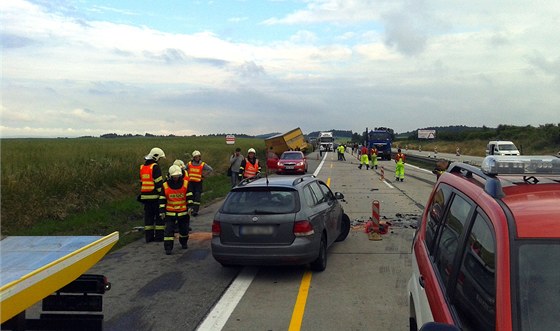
[85,150,441,330]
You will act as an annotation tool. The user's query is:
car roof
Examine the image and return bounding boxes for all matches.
[235,174,316,189]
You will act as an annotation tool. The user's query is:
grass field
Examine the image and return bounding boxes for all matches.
[1,136,265,245]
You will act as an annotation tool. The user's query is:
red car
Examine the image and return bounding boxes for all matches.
[276,151,308,174]
[408,155,560,331]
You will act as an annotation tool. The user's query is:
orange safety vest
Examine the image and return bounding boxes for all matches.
[243,159,259,178]
[370,148,377,156]
[140,163,156,193]
[163,180,189,215]
[395,153,405,163]
[187,161,205,182]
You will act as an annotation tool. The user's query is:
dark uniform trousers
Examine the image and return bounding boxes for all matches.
[164,214,190,251]
[144,201,165,242]
[188,181,203,214]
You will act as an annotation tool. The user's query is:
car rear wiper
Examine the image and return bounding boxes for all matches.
[253,209,278,214]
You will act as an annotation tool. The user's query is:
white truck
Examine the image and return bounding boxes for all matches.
[318,132,334,151]
[485,140,521,156]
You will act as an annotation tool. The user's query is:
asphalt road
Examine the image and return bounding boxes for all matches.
[86,150,439,331]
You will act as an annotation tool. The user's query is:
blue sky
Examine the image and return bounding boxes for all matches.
[1,0,560,138]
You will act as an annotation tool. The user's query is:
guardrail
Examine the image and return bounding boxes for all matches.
[391,152,482,169]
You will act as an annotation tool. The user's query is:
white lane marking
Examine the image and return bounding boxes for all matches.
[406,163,432,173]
[313,151,327,177]
[383,180,394,189]
[196,267,259,331]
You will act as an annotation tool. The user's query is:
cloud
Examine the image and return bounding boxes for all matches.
[1,0,560,138]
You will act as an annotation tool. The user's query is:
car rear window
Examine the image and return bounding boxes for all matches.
[221,188,299,214]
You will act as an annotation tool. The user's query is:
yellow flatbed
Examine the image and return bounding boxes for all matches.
[0,232,119,323]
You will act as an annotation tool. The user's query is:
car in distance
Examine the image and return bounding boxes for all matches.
[211,174,351,271]
[276,151,308,174]
[408,155,560,331]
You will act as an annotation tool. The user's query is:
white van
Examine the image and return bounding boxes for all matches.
[486,140,520,156]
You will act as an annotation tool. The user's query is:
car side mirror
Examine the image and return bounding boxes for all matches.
[419,322,460,331]
[335,192,344,200]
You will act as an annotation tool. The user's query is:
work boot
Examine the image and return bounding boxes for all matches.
[401,178,404,182]
[181,242,188,249]
[358,165,362,169]
[366,166,369,170]
[396,177,399,181]
[165,249,172,255]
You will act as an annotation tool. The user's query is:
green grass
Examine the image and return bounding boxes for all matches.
[1,136,265,237]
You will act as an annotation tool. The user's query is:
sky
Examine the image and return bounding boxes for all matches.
[1,0,560,138]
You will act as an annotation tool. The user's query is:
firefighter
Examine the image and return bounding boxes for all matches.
[358,145,369,169]
[160,165,193,255]
[370,146,379,170]
[395,148,406,182]
[139,147,166,243]
[239,148,261,179]
[186,150,213,216]
[432,159,450,180]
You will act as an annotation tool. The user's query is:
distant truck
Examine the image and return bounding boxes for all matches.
[367,127,394,160]
[318,132,334,151]
[265,128,308,170]
[486,140,520,156]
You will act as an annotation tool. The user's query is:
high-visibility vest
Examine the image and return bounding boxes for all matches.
[140,163,156,193]
[370,148,377,156]
[396,153,405,163]
[188,161,205,182]
[163,180,189,214]
[243,159,259,178]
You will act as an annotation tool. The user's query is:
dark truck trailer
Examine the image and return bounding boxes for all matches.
[367,128,393,160]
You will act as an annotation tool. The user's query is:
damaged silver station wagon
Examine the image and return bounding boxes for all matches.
[211,174,350,271]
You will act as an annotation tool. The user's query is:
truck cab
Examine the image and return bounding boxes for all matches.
[485,140,520,156]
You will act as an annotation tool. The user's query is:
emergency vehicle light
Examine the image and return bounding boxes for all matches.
[481,155,560,176]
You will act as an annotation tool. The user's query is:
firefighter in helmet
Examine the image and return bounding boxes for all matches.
[239,148,261,179]
[160,165,193,255]
[139,147,166,243]
[186,150,213,216]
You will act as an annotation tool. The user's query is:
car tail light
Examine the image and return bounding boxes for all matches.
[293,220,314,236]
[212,220,221,236]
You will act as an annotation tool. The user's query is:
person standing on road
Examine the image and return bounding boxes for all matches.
[239,148,261,180]
[229,147,244,187]
[370,146,379,170]
[139,147,166,243]
[358,145,369,169]
[319,144,325,157]
[187,150,213,216]
[338,144,346,161]
[395,148,406,182]
[160,165,193,255]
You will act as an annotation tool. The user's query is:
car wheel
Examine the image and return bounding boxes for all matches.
[336,213,351,242]
[310,234,327,272]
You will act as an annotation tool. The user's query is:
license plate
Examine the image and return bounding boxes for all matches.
[240,226,274,235]
[285,166,294,169]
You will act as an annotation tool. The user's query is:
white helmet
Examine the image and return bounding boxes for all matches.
[145,147,165,161]
[168,165,182,177]
[173,159,185,169]
[248,148,256,154]
[192,150,201,157]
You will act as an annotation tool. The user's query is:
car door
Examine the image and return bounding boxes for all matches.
[307,181,338,246]
[317,181,342,242]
